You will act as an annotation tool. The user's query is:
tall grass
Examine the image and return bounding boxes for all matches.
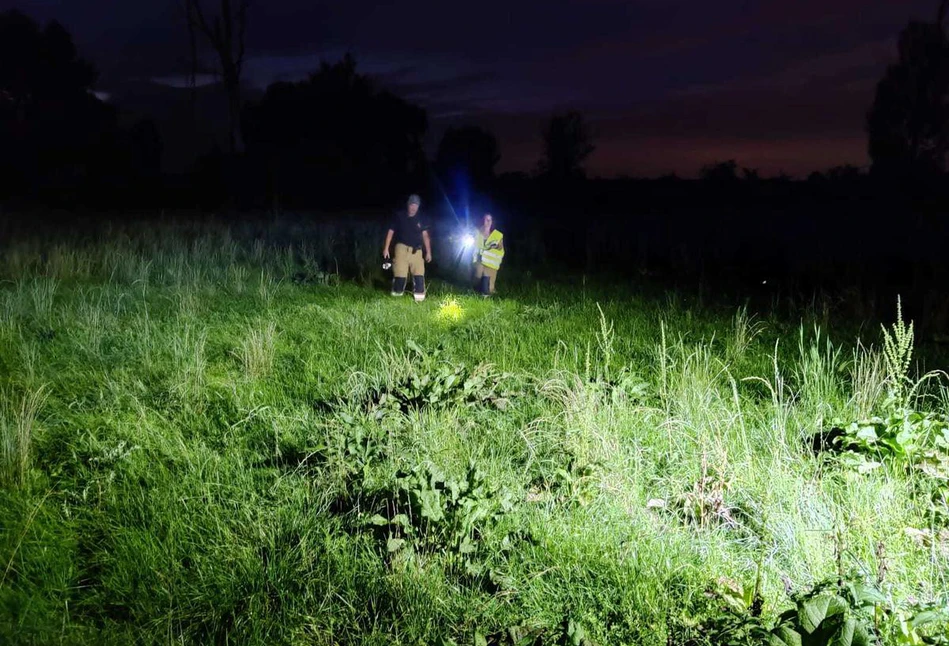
[795,326,843,425]
[257,270,279,308]
[728,304,764,362]
[229,264,249,294]
[171,323,208,401]
[237,321,278,378]
[0,216,946,644]
[848,341,887,418]
[0,386,47,488]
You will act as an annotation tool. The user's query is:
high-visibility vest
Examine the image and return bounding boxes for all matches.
[475,229,504,269]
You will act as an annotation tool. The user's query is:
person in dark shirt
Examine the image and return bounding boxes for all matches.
[382,194,432,301]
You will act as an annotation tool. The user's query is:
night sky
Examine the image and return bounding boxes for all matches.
[9,0,940,178]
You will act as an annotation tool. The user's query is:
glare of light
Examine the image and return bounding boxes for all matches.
[436,297,465,323]
[462,234,475,248]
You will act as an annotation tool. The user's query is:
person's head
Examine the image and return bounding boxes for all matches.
[481,212,493,231]
[407,194,421,216]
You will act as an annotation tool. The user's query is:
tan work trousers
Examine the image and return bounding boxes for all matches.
[393,243,424,278]
[474,262,498,294]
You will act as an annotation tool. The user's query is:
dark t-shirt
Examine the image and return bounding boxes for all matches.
[389,210,429,249]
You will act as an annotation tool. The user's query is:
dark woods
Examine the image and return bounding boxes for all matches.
[242,55,428,211]
[0,10,427,211]
[3,7,949,335]
[0,11,163,207]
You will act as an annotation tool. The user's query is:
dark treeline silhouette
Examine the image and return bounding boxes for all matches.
[536,111,596,181]
[242,55,428,211]
[5,6,949,335]
[0,10,164,207]
[867,0,949,183]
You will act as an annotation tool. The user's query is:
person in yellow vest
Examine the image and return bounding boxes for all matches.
[472,212,504,296]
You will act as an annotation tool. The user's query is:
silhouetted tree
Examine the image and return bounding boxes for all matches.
[826,164,863,182]
[435,126,501,188]
[537,111,595,180]
[700,160,739,182]
[184,0,247,154]
[0,10,117,201]
[867,1,949,179]
[243,55,427,208]
[741,167,760,181]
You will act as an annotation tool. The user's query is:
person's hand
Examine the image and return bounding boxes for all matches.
[425,251,432,263]
[383,248,390,259]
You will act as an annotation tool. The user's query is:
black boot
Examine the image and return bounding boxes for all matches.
[391,277,406,296]
[480,275,490,297]
[413,276,426,302]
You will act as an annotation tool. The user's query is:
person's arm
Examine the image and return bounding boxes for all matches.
[383,229,394,258]
[422,230,432,263]
[497,237,504,252]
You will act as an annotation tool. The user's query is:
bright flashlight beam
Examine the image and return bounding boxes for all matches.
[462,234,475,248]
[427,169,463,225]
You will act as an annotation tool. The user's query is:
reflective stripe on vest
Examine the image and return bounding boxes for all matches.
[481,251,503,269]
[475,229,504,269]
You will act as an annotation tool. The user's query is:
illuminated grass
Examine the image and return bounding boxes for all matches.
[0,220,945,644]
[0,386,47,489]
[436,296,465,324]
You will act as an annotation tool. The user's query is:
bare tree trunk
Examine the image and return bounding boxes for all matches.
[221,64,243,153]
[185,0,247,155]
[184,0,198,131]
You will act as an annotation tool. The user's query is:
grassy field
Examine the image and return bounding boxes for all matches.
[1,219,948,645]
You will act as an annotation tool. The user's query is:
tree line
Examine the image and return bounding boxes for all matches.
[3,0,949,210]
